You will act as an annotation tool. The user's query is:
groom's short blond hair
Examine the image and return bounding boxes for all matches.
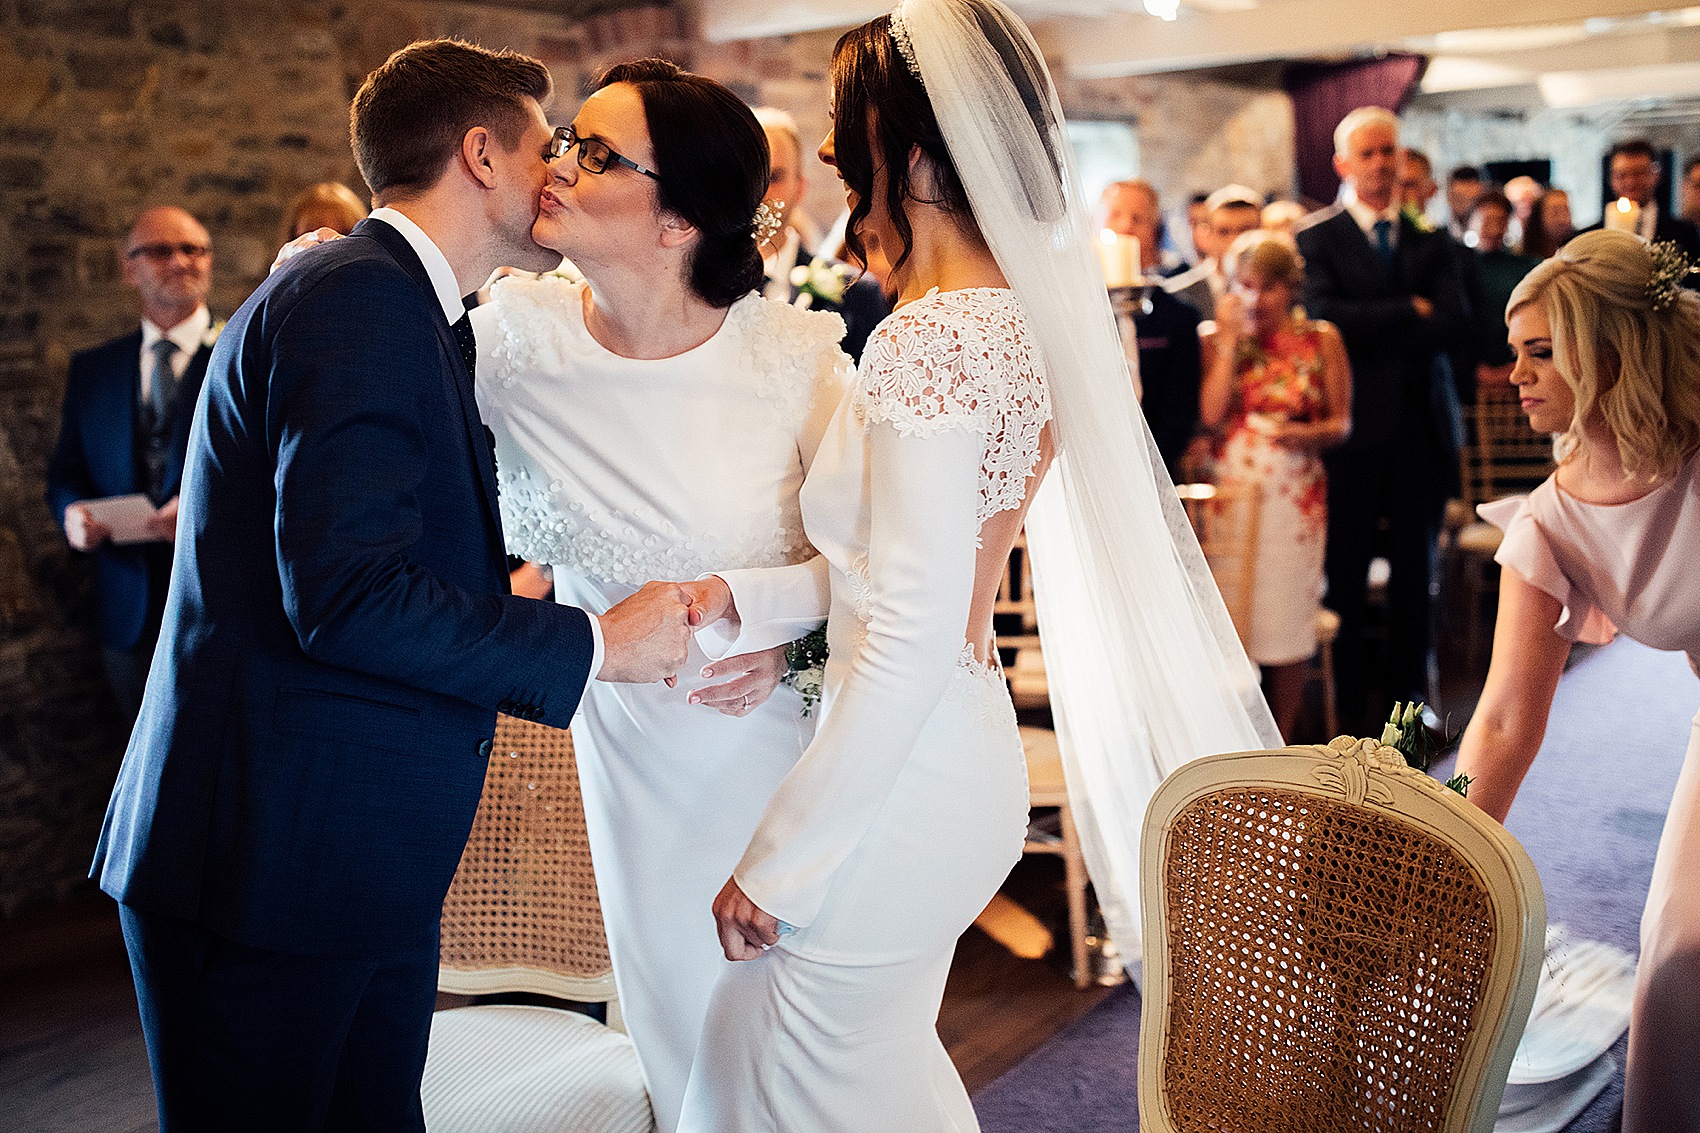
[351,38,552,203]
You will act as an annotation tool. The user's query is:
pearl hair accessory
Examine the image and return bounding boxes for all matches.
[888,6,925,82]
[753,200,784,245]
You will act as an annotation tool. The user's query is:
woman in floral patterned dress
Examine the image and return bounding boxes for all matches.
[1201,230,1352,738]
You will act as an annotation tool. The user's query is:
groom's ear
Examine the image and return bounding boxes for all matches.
[460,126,502,191]
[657,211,698,250]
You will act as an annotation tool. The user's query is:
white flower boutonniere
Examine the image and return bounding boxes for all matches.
[789,256,850,310]
[202,320,226,348]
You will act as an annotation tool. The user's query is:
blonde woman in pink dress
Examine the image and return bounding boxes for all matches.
[1201,230,1351,740]
[1455,229,1700,1133]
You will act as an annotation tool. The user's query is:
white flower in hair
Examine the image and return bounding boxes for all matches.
[753,201,785,246]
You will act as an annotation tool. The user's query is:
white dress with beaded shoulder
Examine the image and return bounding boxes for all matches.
[678,287,1053,1133]
[470,275,852,1133]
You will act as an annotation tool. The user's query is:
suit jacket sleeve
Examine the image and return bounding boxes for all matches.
[269,266,594,726]
[45,354,99,527]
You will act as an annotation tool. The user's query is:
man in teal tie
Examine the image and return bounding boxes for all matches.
[1294,107,1467,735]
[46,206,217,715]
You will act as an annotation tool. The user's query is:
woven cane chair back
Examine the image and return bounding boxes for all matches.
[1464,383,1555,506]
[1139,739,1545,1133]
[1178,482,1261,641]
[438,715,615,1003]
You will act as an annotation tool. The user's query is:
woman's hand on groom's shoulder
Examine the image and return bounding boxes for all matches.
[270,227,343,275]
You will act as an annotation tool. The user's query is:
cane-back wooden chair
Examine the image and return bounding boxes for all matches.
[422,716,655,1133]
[1139,738,1546,1133]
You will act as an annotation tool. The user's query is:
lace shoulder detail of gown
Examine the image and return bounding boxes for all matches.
[485,283,845,587]
[853,287,1051,523]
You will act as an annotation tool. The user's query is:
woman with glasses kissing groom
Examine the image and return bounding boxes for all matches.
[467,60,852,1133]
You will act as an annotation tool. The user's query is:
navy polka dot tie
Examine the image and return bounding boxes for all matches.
[451,312,478,377]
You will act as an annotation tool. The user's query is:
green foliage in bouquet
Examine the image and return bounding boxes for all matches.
[784,624,830,717]
[1380,700,1469,797]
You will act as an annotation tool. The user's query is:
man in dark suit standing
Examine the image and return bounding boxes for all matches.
[1296,107,1466,735]
[754,106,890,362]
[1097,178,1203,480]
[46,207,217,716]
[92,40,692,1132]
[1583,138,1700,262]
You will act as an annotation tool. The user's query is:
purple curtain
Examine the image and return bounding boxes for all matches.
[1285,54,1426,207]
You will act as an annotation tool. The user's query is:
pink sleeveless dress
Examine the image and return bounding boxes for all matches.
[1480,449,1700,1133]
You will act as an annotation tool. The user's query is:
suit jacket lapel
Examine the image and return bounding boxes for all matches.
[352,218,504,537]
[93,330,143,493]
[163,342,213,498]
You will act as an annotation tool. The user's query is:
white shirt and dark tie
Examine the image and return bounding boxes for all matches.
[1341,185,1401,264]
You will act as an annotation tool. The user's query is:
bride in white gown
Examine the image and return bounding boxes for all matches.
[672,2,1279,1129]
[470,62,851,1133]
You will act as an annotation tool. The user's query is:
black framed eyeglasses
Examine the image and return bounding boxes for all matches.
[126,242,211,261]
[545,126,659,180]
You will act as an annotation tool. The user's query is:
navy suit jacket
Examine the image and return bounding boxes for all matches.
[1296,206,1468,496]
[46,330,211,650]
[787,245,891,363]
[92,217,596,957]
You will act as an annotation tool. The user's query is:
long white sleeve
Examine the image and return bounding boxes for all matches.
[698,556,831,660]
[733,422,985,928]
[695,331,852,660]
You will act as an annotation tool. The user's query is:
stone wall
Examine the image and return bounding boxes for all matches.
[0,0,1298,918]
[1066,71,1296,214]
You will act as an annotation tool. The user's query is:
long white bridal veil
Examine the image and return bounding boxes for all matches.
[896,0,1282,976]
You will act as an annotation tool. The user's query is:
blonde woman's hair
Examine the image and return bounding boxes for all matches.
[1223,228,1304,288]
[1507,228,1700,480]
[281,182,369,241]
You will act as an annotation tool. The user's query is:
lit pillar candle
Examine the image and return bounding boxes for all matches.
[1096,229,1141,288]
[1604,196,1642,236]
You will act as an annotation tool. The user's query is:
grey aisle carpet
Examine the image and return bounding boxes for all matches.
[973,637,1700,1132]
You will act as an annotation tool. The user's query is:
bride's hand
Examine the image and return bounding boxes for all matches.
[689,644,786,717]
[270,227,343,274]
[678,576,737,629]
[713,877,780,961]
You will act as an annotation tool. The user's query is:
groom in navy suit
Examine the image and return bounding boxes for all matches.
[94,40,692,1132]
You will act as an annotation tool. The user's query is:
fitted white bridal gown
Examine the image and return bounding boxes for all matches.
[678,287,1052,1132]
[470,275,852,1132]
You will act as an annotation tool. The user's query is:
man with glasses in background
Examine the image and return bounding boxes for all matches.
[47,206,217,715]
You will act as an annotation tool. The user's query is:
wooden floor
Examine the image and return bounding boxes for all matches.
[0,851,1110,1132]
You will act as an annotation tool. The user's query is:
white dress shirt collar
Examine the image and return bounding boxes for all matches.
[139,305,212,400]
[1340,183,1401,243]
[368,206,465,325]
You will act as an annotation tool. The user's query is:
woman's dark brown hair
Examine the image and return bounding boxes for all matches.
[829,18,971,278]
[594,59,768,308]
[350,39,552,202]
[830,10,1056,277]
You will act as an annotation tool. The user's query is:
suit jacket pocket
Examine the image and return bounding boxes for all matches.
[274,687,422,753]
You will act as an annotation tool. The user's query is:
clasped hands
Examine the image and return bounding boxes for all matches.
[596,576,776,716]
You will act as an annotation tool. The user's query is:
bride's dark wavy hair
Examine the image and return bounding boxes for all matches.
[829,18,967,279]
[594,59,768,307]
[830,7,1060,278]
